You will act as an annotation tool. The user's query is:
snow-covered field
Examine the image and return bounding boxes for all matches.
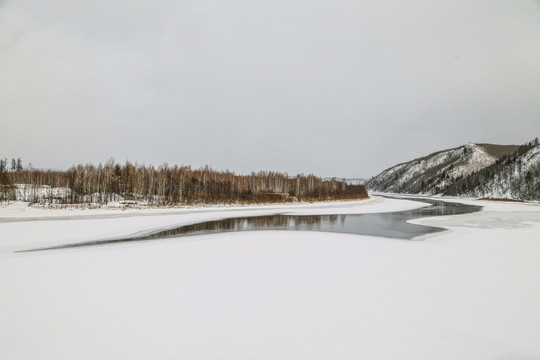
[1,196,539,359]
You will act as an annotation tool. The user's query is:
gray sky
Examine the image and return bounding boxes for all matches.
[1,0,539,178]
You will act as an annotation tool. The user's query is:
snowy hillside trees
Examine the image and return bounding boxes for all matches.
[442,140,540,200]
[368,138,540,200]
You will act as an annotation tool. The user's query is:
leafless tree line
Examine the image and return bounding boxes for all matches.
[1,160,368,205]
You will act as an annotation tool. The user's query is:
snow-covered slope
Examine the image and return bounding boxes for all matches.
[368,143,509,195]
[14,184,71,202]
[444,144,540,200]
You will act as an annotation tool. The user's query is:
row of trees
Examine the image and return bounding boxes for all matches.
[0,158,23,172]
[0,160,368,205]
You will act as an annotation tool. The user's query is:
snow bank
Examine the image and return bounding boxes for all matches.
[15,184,71,202]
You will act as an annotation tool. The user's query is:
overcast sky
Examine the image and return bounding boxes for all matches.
[1,0,539,178]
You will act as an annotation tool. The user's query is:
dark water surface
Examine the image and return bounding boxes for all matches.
[19,197,482,252]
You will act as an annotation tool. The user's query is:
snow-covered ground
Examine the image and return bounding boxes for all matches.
[1,196,539,359]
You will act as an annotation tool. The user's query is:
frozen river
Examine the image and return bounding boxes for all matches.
[20,197,482,251]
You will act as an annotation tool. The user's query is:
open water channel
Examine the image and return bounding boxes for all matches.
[20,197,482,252]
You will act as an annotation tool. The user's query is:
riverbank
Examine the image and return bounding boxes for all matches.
[0,196,426,253]
[0,195,426,222]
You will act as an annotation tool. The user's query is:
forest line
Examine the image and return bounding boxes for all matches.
[0,159,368,205]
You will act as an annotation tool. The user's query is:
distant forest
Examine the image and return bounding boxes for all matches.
[0,159,368,205]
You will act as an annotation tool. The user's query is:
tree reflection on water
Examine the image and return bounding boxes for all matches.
[152,214,347,239]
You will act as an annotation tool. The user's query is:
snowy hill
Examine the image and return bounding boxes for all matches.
[443,143,540,200]
[345,178,368,185]
[367,141,540,199]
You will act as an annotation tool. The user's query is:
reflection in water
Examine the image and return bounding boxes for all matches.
[20,197,482,252]
[154,214,346,238]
